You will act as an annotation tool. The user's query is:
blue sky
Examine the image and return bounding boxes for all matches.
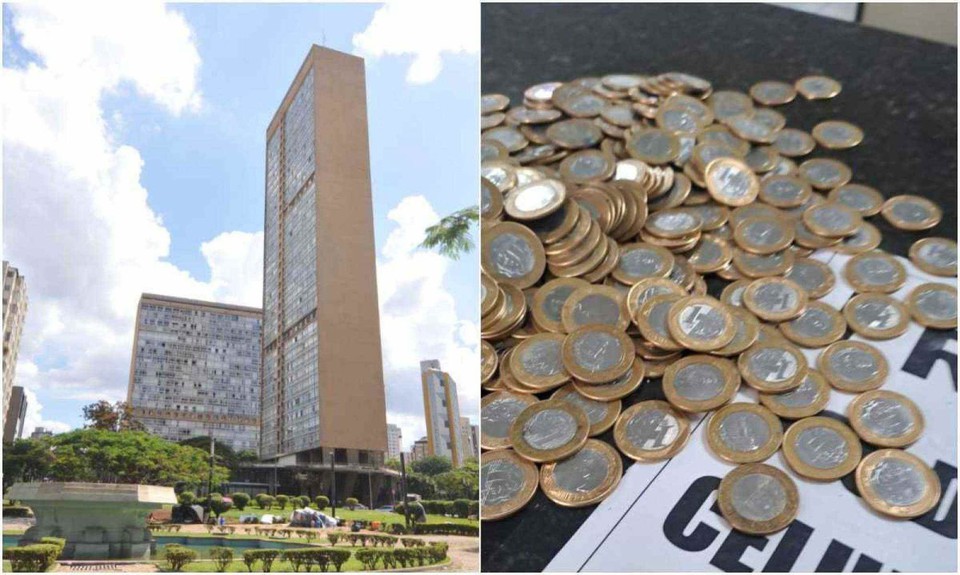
[2,2,478,448]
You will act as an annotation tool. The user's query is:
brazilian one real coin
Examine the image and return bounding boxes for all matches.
[855,449,941,518]
[782,416,862,481]
[848,389,924,448]
[662,355,740,413]
[717,463,799,535]
[613,400,690,462]
[539,439,623,507]
[707,403,783,463]
[666,295,736,351]
[509,399,590,463]
[480,449,540,521]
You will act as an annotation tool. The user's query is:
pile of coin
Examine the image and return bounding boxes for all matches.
[479,72,957,530]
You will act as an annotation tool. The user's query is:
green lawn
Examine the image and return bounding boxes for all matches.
[167,556,450,572]
[215,506,477,527]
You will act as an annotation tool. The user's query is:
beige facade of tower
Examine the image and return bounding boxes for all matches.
[261,45,388,464]
[420,359,468,467]
[3,261,28,433]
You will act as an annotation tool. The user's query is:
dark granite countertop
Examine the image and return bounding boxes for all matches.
[481,4,957,572]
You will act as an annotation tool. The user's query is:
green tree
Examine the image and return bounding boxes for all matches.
[81,400,144,432]
[178,491,197,506]
[403,473,437,500]
[231,492,251,511]
[314,495,330,510]
[210,494,233,518]
[275,495,289,509]
[411,456,452,476]
[434,466,479,500]
[384,458,401,472]
[345,497,359,510]
[419,206,478,259]
[2,437,55,489]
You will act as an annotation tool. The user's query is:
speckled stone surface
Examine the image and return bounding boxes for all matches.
[481,4,956,572]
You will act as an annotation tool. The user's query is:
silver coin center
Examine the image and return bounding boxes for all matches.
[523,409,578,450]
[829,347,878,382]
[625,409,680,450]
[519,339,563,377]
[490,233,536,278]
[869,459,926,506]
[860,397,914,438]
[678,304,726,339]
[482,398,527,439]
[481,459,526,506]
[794,426,849,469]
[571,331,623,373]
[749,348,798,382]
[719,411,771,452]
[552,448,608,493]
[674,363,725,400]
[730,473,787,522]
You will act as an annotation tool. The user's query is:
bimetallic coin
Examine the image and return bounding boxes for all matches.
[753,108,787,133]
[734,217,794,255]
[645,209,702,239]
[759,176,811,208]
[909,238,958,277]
[707,403,783,463]
[758,370,831,419]
[481,340,498,384]
[732,248,795,278]
[559,150,616,184]
[849,390,924,448]
[828,184,884,217]
[785,257,835,299]
[547,119,604,149]
[798,159,852,191]
[572,358,646,402]
[483,125,528,153]
[635,293,684,351]
[510,399,590,463]
[778,300,846,348]
[481,391,538,450]
[482,93,510,115]
[552,384,621,437]
[504,179,567,221]
[561,285,630,332]
[843,293,909,340]
[743,277,808,322]
[711,306,761,356]
[907,283,957,329]
[745,146,779,173]
[625,128,680,165]
[482,178,504,220]
[524,82,563,107]
[728,115,778,144]
[561,325,634,384]
[812,120,864,149]
[855,449,941,518]
[738,341,807,392]
[881,195,943,231]
[704,158,760,207]
[818,340,888,392]
[614,400,690,462]
[531,278,590,333]
[721,279,751,307]
[749,81,797,106]
[834,222,881,255]
[626,277,686,320]
[688,235,733,273]
[717,463,799,535]
[844,251,906,294]
[663,355,740,412]
[509,333,570,390]
[708,90,754,122]
[795,75,842,100]
[481,112,505,130]
[482,222,546,289]
[667,295,736,352]
[540,439,623,507]
[611,243,675,285]
[782,416,862,480]
[773,129,816,158]
[481,449,539,521]
[802,202,862,237]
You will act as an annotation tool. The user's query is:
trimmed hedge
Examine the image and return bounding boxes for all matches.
[2,506,33,518]
[396,499,476,518]
[413,522,478,536]
[279,548,351,572]
[3,543,61,572]
[163,545,199,572]
[209,547,234,572]
[354,543,449,570]
[242,549,280,572]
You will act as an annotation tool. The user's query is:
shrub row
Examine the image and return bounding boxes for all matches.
[148,524,182,533]
[337,533,397,547]
[251,493,318,510]
[3,543,62,572]
[2,506,33,518]
[278,548,351,572]
[394,499,478,518]
[163,544,199,572]
[413,522,479,537]
[354,542,449,570]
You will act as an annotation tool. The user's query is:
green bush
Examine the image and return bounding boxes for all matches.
[39,537,66,557]
[163,545,199,572]
[325,548,351,572]
[275,494,289,509]
[314,495,330,509]
[453,499,471,518]
[2,506,33,518]
[345,497,359,510]
[209,547,233,572]
[242,549,280,572]
[177,491,197,506]
[413,522,478,536]
[255,493,274,510]
[327,532,341,546]
[354,548,385,570]
[210,494,233,518]
[400,537,425,548]
[468,500,479,517]
[231,492,251,511]
[3,543,61,572]
[296,495,310,508]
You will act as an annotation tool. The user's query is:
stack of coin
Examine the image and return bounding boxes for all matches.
[480,71,954,530]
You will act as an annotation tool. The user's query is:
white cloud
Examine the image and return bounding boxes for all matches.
[377,196,479,451]
[20,383,72,437]
[3,4,261,429]
[352,0,479,84]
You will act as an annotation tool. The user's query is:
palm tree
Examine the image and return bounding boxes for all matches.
[419,205,478,259]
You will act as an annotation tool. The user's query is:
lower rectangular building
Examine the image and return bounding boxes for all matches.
[3,385,27,443]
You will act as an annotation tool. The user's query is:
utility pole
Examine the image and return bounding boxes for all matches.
[330,453,337,521]
[399,452,411,529]
[206,435,215,520]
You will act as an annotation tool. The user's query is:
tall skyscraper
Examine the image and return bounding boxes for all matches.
[3,261,28,433]
[411,437,429,463]
[260,46,388,469]
[3,386,27,443]
[459,416,477,461]
[127,294,262,452]
[386,423,403,461]
[420,359,468,467]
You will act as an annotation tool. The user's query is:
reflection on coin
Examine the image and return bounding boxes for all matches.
[734,217,794,255]
[572,358,646,402]
[779,300,846,348]
[828,184,884,216]
[625,278,686,321]
[561,285,630,332]
[818,340,888,392]
[481,449,539,520]
[784,258,835,299]
[613,400,690,461]
[848,390,924,448]
[881,195,943,231]
[798,159,852,191]
[625,128,680,164]
[552,384,621,437]
[833,221,881,255]
[738,341,807,392]
[705,158,760,207]
[909,238,957,277]
[667,296,736,351]
[547,118,604,149]
[540,439,623,507]
[510,399,590,463]
[482,222,546,289]
[773,129,816,157]
[732,248,795,278]
[907,283,957,329]
[812,120,864,149]
[561,325,634,383]
[795,75,842,100]
[707,403,782,463]
[855,449,941,518]
[759,370,831,419]
[645,209,702,238]
[782,416,862,480]
[743,277,808,322]
[559,150,616,184]
[717,463,799,534]
[510,333,569,390]
[759,176,811,208]
[484,125,528,153]
[612,243,675,285]
[749,81,797,106]
[504,179,567,220]
[531,278,590,333]
[843,293,909,340]
[844,251,906,294]
[481,391,538,450]
[663,355,739,412]
[802,202,861,237]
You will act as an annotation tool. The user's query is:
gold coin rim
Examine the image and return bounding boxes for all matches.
[848,389,925,448]
[666,295,737,351]
[738,341,808,393]
[782,416,862,480]
[778,300,847,348]
[539,438,623,507]
[480,449,539,521]
[758,370,831,419]
[613,400,691,462]
[843,293,910,340]
[662,355,740,413]
[509,399,591,463]
[480,390,539,450]
[742,277,809,322]
[561,325,635,384]
[855,449,941,518]
[717,463,799,534]
[818,340,889,393]
[706,402,783,463]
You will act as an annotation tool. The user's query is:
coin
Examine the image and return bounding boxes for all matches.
[909,238,958,277]
[482,93,511,115]
[728,115,778,144]
[758,176,811,208]
[531,278,590,333]
[482,340,499,384]
[743,277,808,322]
[504,178,567,221]
[758,370,831,419]
[795,75,842,100]
[625,277,687,320]
[848,390,924,448]
[540,438,623,507]
[663,355,740,412]
[708,90,754,121]
[802,202,862,237]
[561,285,630,332]
[510,399,590,463]
[773,128,816,157]
[779,300,846,348]
[881,195,943,231]
[559,150,616,184]
[749,81,797,106]
[798,159,852,191]
[561,325,634,383]
[688,235,733,273]
[645,209,702,238]
[843,293,910,340]
[509,333,570,390]
[552,383,621,436]
[484,125,528,153]
[613,400,690,462]
[704,158,760,207]
[812,120,864,149]
[482,222,546,289]
[738,341,807,393]
[635,293,685,351]
[827,184,884,216]
[572,358,646,402]
[734,216,794,254]
[818,340,888,392]
[907,283,957,329]
[711,306,761,356]
[717,463,799,535]
[732,248,795,278]
[481,391,539,450]
[720,279,750,307]
[833,221,881,255]
[481,449,539,520]
[547,118,604,149]
[782,416,862,480]
[625,128,680,164]
[855,449,941,518]
[707,403,783,463]
[529,199,581,244]
[667,295,736,351]
[844,251,906,294]
[784,257,835,299]
[611,242,675,285]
